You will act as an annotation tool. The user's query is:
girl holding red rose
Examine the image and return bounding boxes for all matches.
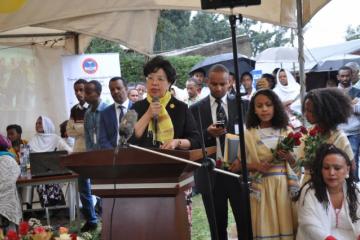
[232,89,300,240]
[300,88,354,184]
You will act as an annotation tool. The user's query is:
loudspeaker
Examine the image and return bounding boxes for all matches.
[201,0,261,10]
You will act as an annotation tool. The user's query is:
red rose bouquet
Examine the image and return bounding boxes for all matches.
[298,125,326,169]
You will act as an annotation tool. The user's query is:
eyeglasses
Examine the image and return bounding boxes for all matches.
[146,74,168,83]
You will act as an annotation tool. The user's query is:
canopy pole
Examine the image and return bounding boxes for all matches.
[229,13,253,240]
[297,0,306,106]
[74,32,79,54]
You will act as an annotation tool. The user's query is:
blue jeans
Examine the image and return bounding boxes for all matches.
[78,177,97,224]
[348,134,360,181]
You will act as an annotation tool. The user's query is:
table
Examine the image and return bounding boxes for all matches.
[17,171,81,231]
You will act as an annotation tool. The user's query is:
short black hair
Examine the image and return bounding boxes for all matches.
[74,78,87,87]
[6,124,22,134]
[261,73,276,89]
[87,80,102,95]
[240,71,253,81]
[208,64,229,76]
[272,68,280,76]
[186,78,199,86]
[109,76,127,89]
[338,66,352,74]
[246,89,289,129]
[302,88,352,133]
[144,56,176,85]
[191,68,206,77]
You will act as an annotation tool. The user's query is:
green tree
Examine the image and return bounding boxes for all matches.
[345,25,360,41]
[237,19,291,56]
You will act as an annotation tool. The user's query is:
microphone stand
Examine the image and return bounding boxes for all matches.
[195,106,219,240]
[229,13,253,239]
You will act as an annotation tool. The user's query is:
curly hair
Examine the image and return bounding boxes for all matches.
[143,56,176,85]
[297,144,359,223]
[246,89,289,129]
[302,88,352,133]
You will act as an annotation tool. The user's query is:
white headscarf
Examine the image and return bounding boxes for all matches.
[28,115,63,152]
[273,69,300,102]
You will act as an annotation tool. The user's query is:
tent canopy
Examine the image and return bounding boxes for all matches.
[0,0,330,55]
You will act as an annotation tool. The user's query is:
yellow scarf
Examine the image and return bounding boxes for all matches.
[146,92,174,144]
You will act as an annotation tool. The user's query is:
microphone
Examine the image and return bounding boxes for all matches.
[119,110,138,146]
[152,96,159,142]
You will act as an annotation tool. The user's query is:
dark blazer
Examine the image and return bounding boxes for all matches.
[349,87,360,99]
[190,94,249,149]
[129,96,201,149]
[99,101,132,149]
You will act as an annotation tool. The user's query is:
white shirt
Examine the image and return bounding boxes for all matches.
[114,98,129,142]
[209,94,229,160]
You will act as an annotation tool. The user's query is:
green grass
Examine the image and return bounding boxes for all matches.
[191,194,236,240]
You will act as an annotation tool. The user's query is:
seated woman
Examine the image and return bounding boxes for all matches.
[0,134,22,231]
[130,56,201,227]
[296,144,360,240]
[28,115,72,207]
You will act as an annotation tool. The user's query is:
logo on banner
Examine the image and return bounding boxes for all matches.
[82,58,98,74]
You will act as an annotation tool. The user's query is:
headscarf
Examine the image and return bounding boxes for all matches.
[0,134,11,149]
[28,115,62,152]
[273,69,300,102]
[146,91,174,144]
[0,134,15,158]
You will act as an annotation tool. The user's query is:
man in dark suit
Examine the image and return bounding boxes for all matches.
[99,77,132,149]
[190,64,248,240]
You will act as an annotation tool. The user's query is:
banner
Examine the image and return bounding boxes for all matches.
[62,53,121,115]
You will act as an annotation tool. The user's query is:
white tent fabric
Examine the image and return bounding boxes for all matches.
[0,45,70,139]
[0,0,330,55]
[0,0,331,138]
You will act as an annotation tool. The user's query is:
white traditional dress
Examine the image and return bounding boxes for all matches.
[297,184,360,240]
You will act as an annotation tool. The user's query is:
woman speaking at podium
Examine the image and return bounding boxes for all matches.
[130,56,200,150]
[130,56,201,227]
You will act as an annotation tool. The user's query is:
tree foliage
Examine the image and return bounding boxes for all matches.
[345,25,360,41]
[154,10,291,56]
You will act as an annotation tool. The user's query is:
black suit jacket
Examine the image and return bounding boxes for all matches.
[129,96,201,149]
[190,95,249,148]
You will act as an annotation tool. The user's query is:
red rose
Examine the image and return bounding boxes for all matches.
[34,226,45,234]
[19,221,29,235]
[71,233,77,240]
[216,159,222,168]
[295,138,301,146]
[300,126,308,134]
[6,230,19,240]
[287,132,294,138]
[309,128,317,136]
[293,132,302,140]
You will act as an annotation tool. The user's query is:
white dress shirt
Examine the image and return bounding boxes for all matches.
[209,94,229,160]
[114,98,129,142]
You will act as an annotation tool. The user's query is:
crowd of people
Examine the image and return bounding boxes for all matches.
[0,56,360,239]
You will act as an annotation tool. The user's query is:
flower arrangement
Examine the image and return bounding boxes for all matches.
[297,125,326,169]
[271,130,303,164]
[0,219,79,240]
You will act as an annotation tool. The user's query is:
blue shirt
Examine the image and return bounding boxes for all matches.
[84,101,108,150]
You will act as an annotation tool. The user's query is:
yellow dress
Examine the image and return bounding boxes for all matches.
[245,127,297,240]
[299,129,354,185]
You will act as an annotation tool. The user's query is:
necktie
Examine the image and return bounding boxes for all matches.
[215,98,227,156]
[118,105,124,123]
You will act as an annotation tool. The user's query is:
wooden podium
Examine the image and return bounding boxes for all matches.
[61,146,215,240]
